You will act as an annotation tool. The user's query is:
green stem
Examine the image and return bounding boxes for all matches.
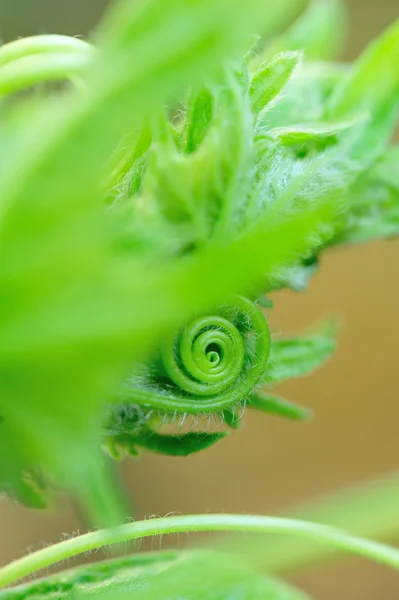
[0,35,94,67]
[0,53,93,97]
[1,514,399,589]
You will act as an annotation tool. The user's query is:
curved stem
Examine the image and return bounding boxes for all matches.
[0,513,399,589]
[0,35,94,68]
[0,53,93,97]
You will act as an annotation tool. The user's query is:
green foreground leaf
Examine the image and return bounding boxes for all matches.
[0,551,311,600]
[0,0,300,520]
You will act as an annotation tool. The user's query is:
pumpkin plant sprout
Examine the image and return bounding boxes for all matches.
[0,0,399,597]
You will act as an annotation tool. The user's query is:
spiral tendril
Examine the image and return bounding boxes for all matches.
[114,296,271,414]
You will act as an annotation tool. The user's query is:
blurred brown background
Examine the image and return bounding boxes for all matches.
[1,1,399,598]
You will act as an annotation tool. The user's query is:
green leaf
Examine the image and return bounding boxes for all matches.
[250,51,300,115]
[265,0,348,61]
[250,392,312,421]
[265,325,337,384]
[109,430,227,457]
[0,551,180,600]
[102,122,152,198]
[273,258,319,292]
[257,294,274,309]
[326,18,399,163]
[262,62,347,129]
[91,551,312,600]
[182,86,214,154]
[0,550,312,600]
[335,145,399,244]
[140,63,254,244]
[3,0,398,527]
[373,145,399,190]
[269,118,363,148]
[0,0,298,520]
[328,18,399,118]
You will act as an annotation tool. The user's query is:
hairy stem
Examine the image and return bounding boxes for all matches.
[1,514,399,588]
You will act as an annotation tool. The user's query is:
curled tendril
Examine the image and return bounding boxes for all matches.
[107,296,315,457]
[113,296,271,414]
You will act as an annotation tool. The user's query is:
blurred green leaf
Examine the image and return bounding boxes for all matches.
[265,326,337,384]
[1,0,399,544]
[265,0,348,61]
[335,145,399,244]
[328,18,399,117]
[273,259,319,292]
[0,552,180,600]
[374,145,399,190]
[232,472,399,575]
[327,17,399,163]
[0,0,300,520]
[262,62,347,129]
[0,550,312,600]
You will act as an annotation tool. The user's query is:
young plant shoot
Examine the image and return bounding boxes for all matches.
[0,0,399,597]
